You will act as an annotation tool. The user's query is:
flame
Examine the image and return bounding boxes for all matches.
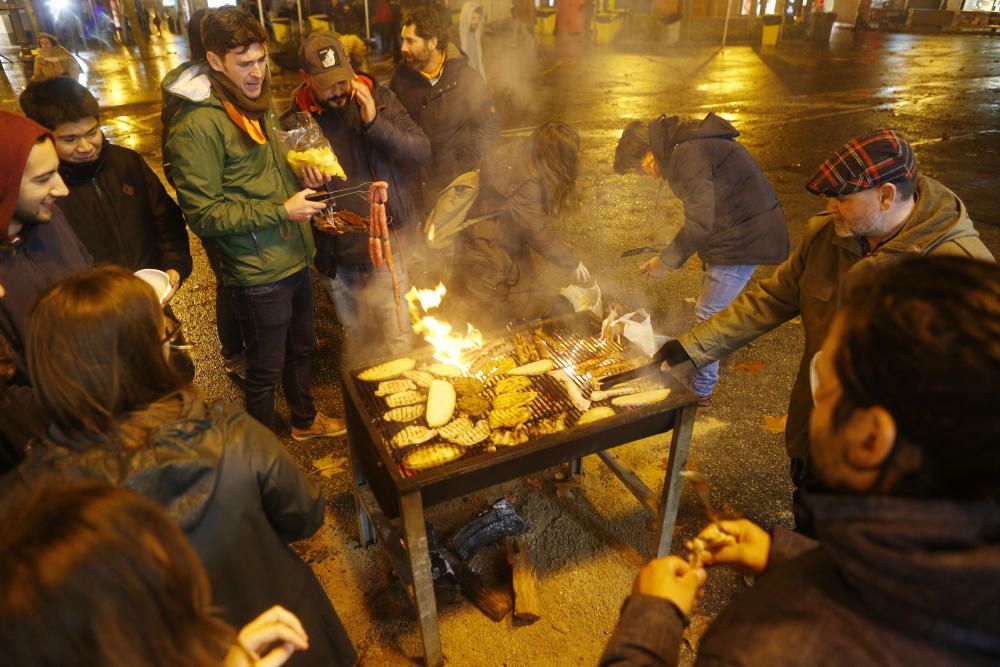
[405,284,483,370]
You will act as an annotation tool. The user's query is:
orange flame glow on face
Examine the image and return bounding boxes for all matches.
[405,284,484,370]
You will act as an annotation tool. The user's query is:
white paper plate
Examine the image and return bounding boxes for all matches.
[134,268,172,305]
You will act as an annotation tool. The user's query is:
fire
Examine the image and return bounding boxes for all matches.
[405,284,484,370]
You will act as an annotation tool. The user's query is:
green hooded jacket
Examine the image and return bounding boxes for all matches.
[678,175,994,463]
[162,62,314,287]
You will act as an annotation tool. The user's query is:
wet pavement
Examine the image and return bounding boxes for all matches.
[3,26,999,665]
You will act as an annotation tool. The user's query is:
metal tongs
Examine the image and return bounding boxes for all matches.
[597,339,672,390]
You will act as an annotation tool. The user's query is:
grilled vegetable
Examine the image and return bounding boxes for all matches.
[612,388,672,407]
[375,379,417,396]
[452,376,485,396]
[358,357,416,382]
[402,442,464,471]
[385,390,425,408]
[530,412,567,437]
[512,333,540,365]
[490,426,530,447]
[384,404,425,422]
[402,369,435,388]
[481,357,516,383]
[391,425,437,448]
[506,359,555,376]
[438,416,491,447]
[457,394,491,417]
[493,375,531,394]
[425,363,463,378]
[492,391,537,410]
[577,406,616,425]
[488,406,531,430]
[426,379,457,428]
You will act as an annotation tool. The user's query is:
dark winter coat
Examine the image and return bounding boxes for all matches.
[0,207,92,382]
[452,139,579,326]
[650,113,788,269]
[600,493,1000,667]
[58,141,192,279]
[286,74,430,276]
[390,43,499,212]
[1,393,356,667]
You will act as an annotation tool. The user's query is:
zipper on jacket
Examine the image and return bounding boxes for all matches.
[249,231,266,262]
[92,178,126,255]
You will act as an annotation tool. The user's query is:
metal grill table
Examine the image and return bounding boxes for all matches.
[342,314,698,666]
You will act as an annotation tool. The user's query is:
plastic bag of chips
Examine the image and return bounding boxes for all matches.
[278,111,346,180]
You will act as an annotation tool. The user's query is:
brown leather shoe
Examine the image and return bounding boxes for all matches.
[291,412,347,441]
[696,394,713,408]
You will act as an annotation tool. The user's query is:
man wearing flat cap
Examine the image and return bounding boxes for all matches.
[286,32,430,361]
[655,129,993,527]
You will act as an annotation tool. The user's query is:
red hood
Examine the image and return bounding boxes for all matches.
[0,111,52,240]
[294,74,376,114]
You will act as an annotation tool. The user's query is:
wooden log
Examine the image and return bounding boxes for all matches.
[453,561,512,622]
[505,537,541,623]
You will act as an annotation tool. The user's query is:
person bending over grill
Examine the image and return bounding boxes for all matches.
[614,113,790,406]
[0,266,356,667]
[0,480,310,667]
[450,120,591,330]
[601,255,1000,667]
[651,129,993,528]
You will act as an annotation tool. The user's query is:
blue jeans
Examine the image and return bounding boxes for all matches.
[230,267,316,431]
[320,265,414,364]
[689,263,757,398]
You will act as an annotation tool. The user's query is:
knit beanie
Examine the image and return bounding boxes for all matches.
[0,111,52,239]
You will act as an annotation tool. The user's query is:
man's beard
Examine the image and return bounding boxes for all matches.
[405,50,430,71]
[319,93,351,111]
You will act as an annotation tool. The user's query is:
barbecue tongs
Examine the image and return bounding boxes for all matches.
[598,340,672,390]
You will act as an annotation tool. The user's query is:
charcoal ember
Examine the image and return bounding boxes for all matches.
[450,498,527,561]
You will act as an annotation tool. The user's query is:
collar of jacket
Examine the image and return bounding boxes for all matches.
[806,491,1000,653]
[58,138,110,184]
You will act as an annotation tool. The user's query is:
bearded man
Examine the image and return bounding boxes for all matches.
[654,129,993,526]
[389,5,498,214]
[288,32,429,361]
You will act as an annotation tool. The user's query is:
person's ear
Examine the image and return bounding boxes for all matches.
[878,182,897,210]
[206,50,225,73]
[844,405,897,471]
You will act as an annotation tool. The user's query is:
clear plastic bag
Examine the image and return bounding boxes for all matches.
[278,111,346,180]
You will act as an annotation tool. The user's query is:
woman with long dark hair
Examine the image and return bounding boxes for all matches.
[4,266,356,667]
[453,120,590,328]
[0,479,309,667]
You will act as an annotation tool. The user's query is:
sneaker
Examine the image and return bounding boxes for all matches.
[292,412,348,441]
[223,353,246,382]
[696,394,713,408]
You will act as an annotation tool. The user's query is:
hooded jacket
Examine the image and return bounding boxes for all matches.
[459,2,486,82]
[650,113,788,269]
[31,33,81,82]
[58,141,192,279]
[601,493,1000,667]
[2,394,357,667]
[452,138,579,326]
[162,62,315,287]
[673,175,993,462]
[390,42,499,212]
[286,74,430,276]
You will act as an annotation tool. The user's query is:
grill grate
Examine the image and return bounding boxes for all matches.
[349,314,658,478]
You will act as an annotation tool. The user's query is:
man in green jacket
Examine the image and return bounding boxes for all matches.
[165,7,344,439]
[657,129,994,525]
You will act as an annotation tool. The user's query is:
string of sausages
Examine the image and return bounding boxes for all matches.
[367,181,406,332]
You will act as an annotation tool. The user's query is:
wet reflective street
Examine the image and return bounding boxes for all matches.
[3,26,999,665]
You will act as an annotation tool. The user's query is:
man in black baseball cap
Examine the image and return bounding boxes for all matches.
[288,32,430,362]
[652,128,993,528]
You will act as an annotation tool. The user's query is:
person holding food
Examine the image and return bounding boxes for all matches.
[20,77,192,297]
[287,32,429,362]
[2,266,357,666]
[164,7,345,440]
[614,113,790,407]
[650,130,992,525]
[450,121,591,329]
[601,256,1000,667]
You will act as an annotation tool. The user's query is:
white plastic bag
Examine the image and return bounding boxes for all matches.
[612,309,657,357]
[560,282,603,317]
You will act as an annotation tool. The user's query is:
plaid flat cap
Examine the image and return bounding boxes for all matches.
[806,129,918,196]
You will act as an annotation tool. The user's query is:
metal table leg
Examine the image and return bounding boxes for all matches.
[654,404,698,557]
[399,491,444,667]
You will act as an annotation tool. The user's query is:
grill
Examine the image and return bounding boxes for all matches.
[342,312,699,667]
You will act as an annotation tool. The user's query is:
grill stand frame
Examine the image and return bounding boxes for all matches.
[347,393,698,666]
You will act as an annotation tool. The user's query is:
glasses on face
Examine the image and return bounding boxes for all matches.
[161,314,193,351]
[809,351,824,406]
